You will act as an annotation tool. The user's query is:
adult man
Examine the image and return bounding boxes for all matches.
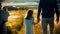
[37,0,59,34]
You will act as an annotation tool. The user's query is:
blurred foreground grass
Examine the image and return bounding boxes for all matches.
[5,10,60,34]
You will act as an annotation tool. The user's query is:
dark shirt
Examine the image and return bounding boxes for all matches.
[0,9,9,26]
[37,0,59,18]
[0,9,4,26]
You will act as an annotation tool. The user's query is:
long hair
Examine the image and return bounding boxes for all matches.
[26,10,33,19]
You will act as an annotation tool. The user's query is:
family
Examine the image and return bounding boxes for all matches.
[0,0,59,34]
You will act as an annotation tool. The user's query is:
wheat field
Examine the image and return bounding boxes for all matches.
[6,10,60,34]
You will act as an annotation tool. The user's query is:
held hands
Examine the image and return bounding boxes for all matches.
[34,18,40,25]
[37,18,40,23]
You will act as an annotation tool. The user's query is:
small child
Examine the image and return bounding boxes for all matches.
[2,7,9,34]
[24,10,36,34]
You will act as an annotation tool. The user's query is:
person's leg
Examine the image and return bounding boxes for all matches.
[2,25,7,34]
[49,18,54,34]
[2,21,7,34]
[42,18,48,34]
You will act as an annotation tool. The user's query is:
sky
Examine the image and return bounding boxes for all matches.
[4,0,40,3]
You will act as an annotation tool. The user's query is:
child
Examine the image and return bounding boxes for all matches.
[24,10,36,34]
[2,6,9,34]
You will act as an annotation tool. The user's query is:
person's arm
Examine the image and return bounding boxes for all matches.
[37,1,41,19]
[37,1,41,23]
[55,0,59,23]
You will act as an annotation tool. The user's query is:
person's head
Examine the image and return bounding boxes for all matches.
[26,10,33,19]
[3,6,7,11]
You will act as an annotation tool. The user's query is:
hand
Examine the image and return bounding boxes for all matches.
[37,18,40,23]
[56,18,59,23]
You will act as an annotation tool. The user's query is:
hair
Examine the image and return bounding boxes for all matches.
[0,3,2,9]
[3,7,7,11]
[26,10,33,19]
[0,7,1,9]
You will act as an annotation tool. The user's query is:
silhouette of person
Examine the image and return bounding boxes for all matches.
[2,6,9,34]
[0,2,5,34]
[25,10,36,34]
[37,0,59,34]
[3,6,9,21]
[0,3,9,34]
